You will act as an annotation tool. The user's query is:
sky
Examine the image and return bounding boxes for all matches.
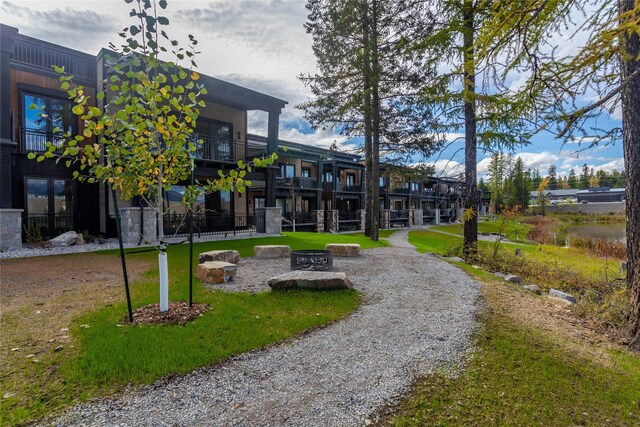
[1,0,625,180]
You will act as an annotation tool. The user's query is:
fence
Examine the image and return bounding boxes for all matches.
[163,212,262,237]
[338,211,361,231]
[389,209,410,227]
[282,211,317,232]
[23,214,74,239]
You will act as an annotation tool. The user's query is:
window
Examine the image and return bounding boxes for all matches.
[280,163,295,178]
[346,173,355,187]
[25,178,75,234]
[323,171,334,182]
[254,197,265,212]
[301,168,311,178]
[379,177,385,187]
[411,182,420,191]
[23,93,75,151]
[165,185,205,215]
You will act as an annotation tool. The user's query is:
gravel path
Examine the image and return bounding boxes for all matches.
[49,230,480,427]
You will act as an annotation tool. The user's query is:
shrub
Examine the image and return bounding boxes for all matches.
[23,224,43,245]
[569,235,627,259]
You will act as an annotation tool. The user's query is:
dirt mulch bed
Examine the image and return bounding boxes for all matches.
[130,302,210,325]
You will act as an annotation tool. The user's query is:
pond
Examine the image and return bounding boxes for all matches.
[566,222,627,242]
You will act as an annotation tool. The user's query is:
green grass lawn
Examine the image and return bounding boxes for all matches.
[431,218,533,243]
[387,306,640,426]
[3,232,386,426]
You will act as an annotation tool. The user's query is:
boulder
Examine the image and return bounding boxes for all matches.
[505,274,523,285]
[75,233,84,245]
[199,250,240,264]
[493,272,507,279]
[49,231,79,248]
[254,245,291,259]
[447,256,465,263]
[196,261,237,284]
[523,284,542,294]
[549,288,577,304]
[268,271,353,290]
[325,243,361,257]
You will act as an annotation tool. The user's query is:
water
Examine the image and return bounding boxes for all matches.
[566,222,627,242]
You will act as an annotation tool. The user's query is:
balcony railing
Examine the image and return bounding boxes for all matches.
[23,214,74,239]
[163,212,261,237]
[193,135,268,163]
[276,177,318,189]
[341,184,363,192]
[12,38,96,82]
[20,128,65,153]
[281,211,317,232]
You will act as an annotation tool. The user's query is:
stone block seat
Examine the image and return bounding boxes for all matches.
[268,271,353,290]
[196,261,237,284]
[325,243,361,257]
[254,245,291,259]
[199,249,241,264]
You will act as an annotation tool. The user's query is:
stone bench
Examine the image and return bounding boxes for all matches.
[199,249,240,264]
[325,243,360,257]
[268,271,353,290]
[196,261,237,284]
[254,245,291,259]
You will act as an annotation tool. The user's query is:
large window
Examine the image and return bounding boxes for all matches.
[346,173,355,187]
[194,119,233,160]
[279,163,295,178]
[324,171,334,183]
[25,177,75,235]
[23,93,75,151]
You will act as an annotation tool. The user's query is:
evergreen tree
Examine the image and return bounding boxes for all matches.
[580,163,590,189]
[547,164,558,190]
[567,168,578,189]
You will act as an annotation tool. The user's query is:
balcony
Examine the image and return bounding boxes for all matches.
[276,177,318,189]
[20,128,65,153]
[193,135,266,163]
[12,37,96,83]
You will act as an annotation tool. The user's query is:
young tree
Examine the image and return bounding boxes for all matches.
[30,0,276,315]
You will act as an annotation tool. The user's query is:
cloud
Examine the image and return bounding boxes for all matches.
[1,1,119,54]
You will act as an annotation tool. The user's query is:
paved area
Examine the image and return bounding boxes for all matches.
[48,231,480,427]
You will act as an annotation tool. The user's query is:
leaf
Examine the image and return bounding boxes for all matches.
[159,0,167,9]
[158,16,169,25]
[61,81,70,90]
[191,71,200,81]
[27,152,36,160]
[83,128,92,138]
[130,25,140,36]
[72,105,85,115]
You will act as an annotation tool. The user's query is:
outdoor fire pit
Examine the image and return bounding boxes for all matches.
[290,250,334,271]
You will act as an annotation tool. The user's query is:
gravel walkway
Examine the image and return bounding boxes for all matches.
[49,230,480,427]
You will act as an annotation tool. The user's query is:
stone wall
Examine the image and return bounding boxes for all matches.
[380,209,390,229]
[119,207,157,244]
[326,210,339,233]
[357,209,366,230]
[0,209,23,251]
[413,209,423,226]
[314,210,325,233]
[257,207,282,234]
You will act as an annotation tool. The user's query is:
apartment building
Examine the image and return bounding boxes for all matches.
[0,24,488,250]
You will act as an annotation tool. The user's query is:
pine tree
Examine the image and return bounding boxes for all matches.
[567,168,578,189]
[547,165,558,190]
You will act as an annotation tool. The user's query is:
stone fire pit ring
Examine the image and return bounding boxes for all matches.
[290,250,334,271]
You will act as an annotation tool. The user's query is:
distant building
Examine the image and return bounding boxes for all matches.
[577,187,625,203]
[529,189,579,204]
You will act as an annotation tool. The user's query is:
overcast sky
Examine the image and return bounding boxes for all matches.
[1,0,624,179]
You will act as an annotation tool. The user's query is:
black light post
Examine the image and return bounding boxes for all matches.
[188,158,194,307]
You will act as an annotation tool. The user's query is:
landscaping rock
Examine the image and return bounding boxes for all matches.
[493,272,507,279]
[268,271,353,290]
[505,274,523,285]
[549,288,577,304]
[49,231,79,248]
[447,256,465,263]
[199,250,241,264]
[523,284,542,294]
[75,233,84,245]
[254,245,291,259]
[196,261,237,284]
[325,243,361,257]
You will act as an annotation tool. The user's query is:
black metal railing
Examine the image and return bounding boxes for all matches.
[163,212,260,237]
[440,208,453,218]
[23,214,74,239]
[20,128,65,153]
[341,184,363,192]
[281,211,316,232]
[338,211,361,231]
[192,135,268,163]
[389,209,410,227]
[276,177,318,189]
[12,38,96,82]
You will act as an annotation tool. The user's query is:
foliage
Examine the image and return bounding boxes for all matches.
[568,235,627,259]
[22,223,43,245]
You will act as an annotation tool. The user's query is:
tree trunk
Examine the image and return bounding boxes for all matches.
[370,0,380,242]
[620,0,640,339]
[362,0,375,239]
[462,0,478,259]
